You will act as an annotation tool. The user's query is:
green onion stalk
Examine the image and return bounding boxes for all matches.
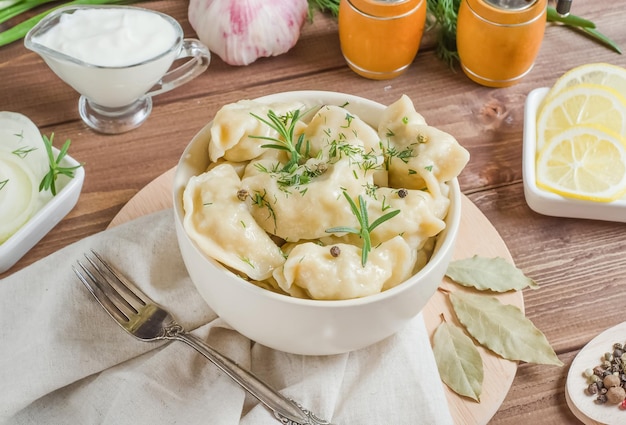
[0,0,144,47]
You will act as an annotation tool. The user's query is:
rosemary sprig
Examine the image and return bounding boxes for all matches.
[326,191,400,267]
[250,109,308,173]
[38,133,82,196]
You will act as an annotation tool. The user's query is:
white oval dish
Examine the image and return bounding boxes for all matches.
[0,148,84,273]
[522,87,626,223]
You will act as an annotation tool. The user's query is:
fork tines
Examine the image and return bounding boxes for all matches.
[73,250,147,324]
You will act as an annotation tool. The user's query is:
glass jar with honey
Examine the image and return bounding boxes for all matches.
[456,0,547,87]
[339,0,427,80]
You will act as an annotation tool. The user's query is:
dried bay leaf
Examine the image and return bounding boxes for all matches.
[449,291,563,366]
[433,321,484,401]
[446,256,539,292]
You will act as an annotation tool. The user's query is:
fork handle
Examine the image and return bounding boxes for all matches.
[172,332,330,425]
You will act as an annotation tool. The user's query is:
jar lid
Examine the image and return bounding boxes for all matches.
[346,0,422,17]
[483,0,537,10]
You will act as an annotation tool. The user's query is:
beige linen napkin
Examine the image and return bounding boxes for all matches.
[0,209,454,425]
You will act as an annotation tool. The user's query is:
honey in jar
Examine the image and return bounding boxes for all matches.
[339,0,427,80]
[456,0,547,87]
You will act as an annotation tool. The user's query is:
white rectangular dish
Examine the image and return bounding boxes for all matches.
[522,87,626,223]
[0,148,84,273]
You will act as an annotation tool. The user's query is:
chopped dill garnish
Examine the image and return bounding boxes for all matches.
[12,146,36,158]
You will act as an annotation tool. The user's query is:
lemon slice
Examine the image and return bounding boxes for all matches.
[536,126,626,202]
[547,63,626,99]
[536,84,626,151]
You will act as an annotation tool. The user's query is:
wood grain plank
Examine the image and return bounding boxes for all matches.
[2,1,626,423]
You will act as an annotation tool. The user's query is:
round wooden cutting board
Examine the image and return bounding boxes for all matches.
[110,168,524,425]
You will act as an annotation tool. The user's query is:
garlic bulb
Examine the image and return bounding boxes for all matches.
[188,0,309,66]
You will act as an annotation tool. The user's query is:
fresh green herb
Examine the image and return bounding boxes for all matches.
[251,189,277,231]
[427,0,461,68]
[326,191,400,266]
[384,143,416,170]
[250,109,307,173]
[0,179,7,191]
[546,7,621,54]
[307,0,339,21]
[239,256,255,268]
[327,140,382,177]
[38,133,82,196]
[545,7,595,29]
[580,27,622,54]
[275,163,326,190]
[12,146,36,158]
[341,113,354,128]
[0,0,143,47]
[364,183,378,199]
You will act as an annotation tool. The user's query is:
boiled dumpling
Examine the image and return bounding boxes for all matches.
[378,94,427,142]
[183,163,285,281]
[366,187,448,251]
[241,156,373,241]
[385,124,469,192]
[304,104,382,156]
[209,99,305,162]
[273,236,415,300]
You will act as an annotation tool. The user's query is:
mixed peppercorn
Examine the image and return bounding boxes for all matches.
[584,342,626,409]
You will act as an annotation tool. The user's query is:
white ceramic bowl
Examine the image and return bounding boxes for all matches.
[0,147,84,273]
[522,87,626,223]
[173,91,461,355]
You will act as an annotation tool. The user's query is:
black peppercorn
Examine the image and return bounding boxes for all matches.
[237,189,248,201]
[330,246,341,257]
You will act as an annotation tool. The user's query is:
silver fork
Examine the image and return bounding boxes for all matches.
[73,250,334,425]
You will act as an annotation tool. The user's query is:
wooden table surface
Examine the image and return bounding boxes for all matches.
[2,1,626,424]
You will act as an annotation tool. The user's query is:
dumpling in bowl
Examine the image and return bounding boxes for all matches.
[273,236,415,300]
[182,163,285,281]
[209,99,305,163]
[241,156,373,241]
